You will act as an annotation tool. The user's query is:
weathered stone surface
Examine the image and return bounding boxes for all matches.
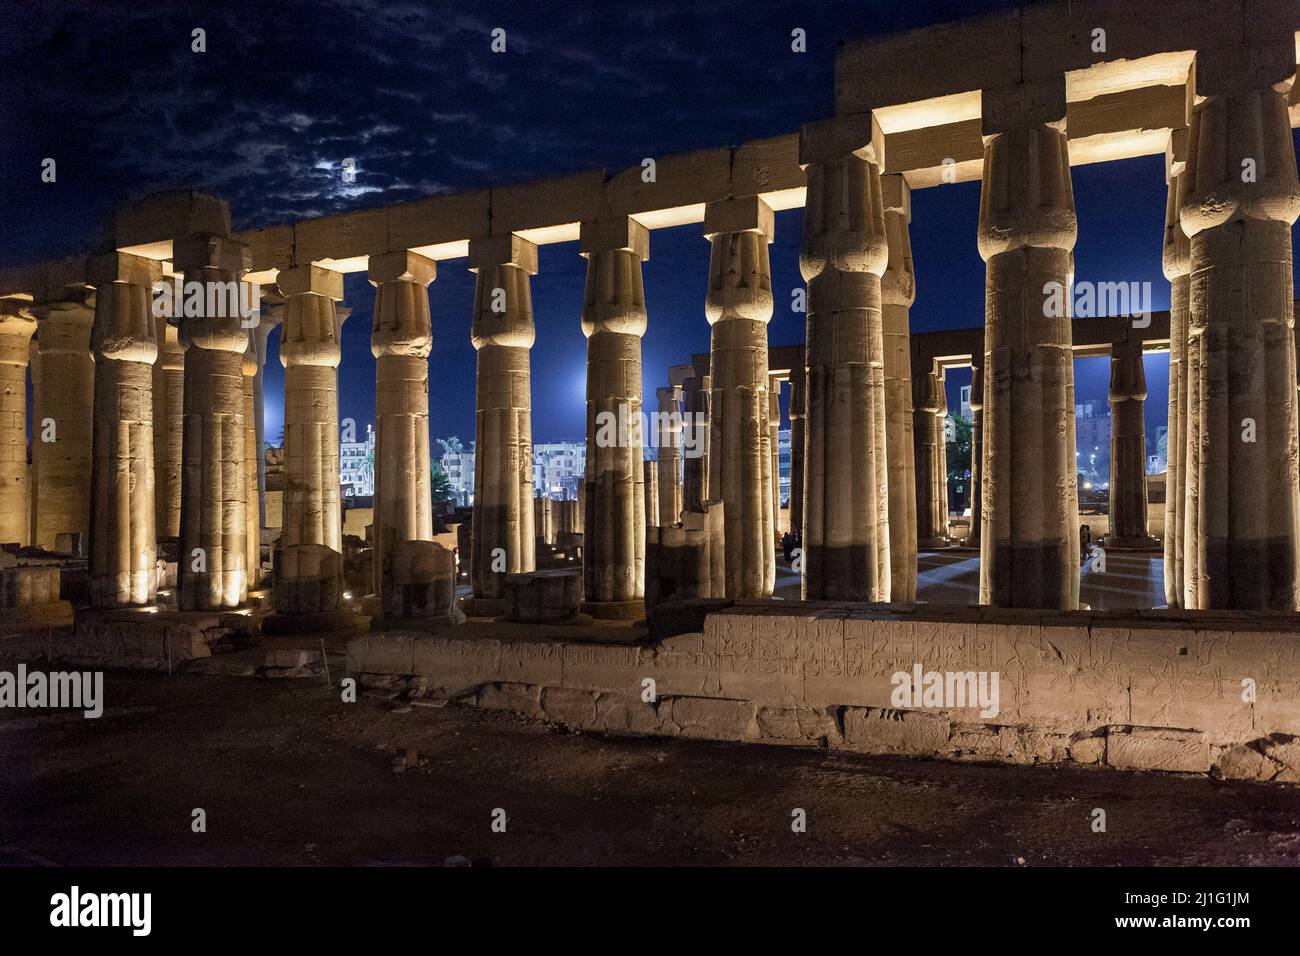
[1211,743,1276,782]
[541,686,597,727]
[1106,726,1210,773]
[478,681,541,717]
[664,696,757,741]
[841,707,950,756]
[503,570,581,624]
[594,693,661,735]
[756,705,838,742]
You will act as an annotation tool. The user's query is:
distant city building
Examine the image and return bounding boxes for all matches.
[440,444,476,507]
[340,424,375,497]
[1074,401,1110,480]
[959,384,971,421]
[533,441,586,500]
[778,428,790,507]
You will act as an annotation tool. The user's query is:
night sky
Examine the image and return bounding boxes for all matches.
[2,0,1297,449]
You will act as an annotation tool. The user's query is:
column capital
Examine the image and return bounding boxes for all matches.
[85,251,161,289]
[799,112,876,166]
[703,196,773,242]
[276,263,344,300]
[171,234,251,276]
[469,234,538,274]
[368,250,436,287]
[579,217,649,260]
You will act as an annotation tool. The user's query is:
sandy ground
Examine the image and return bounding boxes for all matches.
[3,670,1298,867]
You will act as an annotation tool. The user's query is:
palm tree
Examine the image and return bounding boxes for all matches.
[436,436,464,458]
[430,464,454,504]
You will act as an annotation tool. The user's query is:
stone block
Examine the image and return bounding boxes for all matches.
[478,681,541,717]
[1211,743,1277,782]
[381,540,455,619]
[841,707,950,756]
[502,570,581,624]
[594,693,661,735]
[665,696,757,741]
[541,686,597,728]
[1106,726,1210,773]
[756,705,839,742]
[273,544,342,615]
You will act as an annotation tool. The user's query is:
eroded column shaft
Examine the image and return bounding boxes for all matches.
[469,237,537,602]
[1180,47,1300,609]
[1163,155,1190,607]
[369,252,436,597]
[882,173,917,598]
[0,305,35,545]
[968,356,984,547]
[581,218,648,606]
[176,234,252,611]
[914,368,949,548]
[977,83,1079,609]
[706,199,775,599]
[31,299,94,550]
[1107,341,1152,544]
[241,343,261,587]
[87,253,160,607]
[655,384,683,526]
[152,323,184,540]
[799,129,891,601]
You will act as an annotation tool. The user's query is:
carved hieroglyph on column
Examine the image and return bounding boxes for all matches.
[644,459,659,529]
[977,80,1079,609]
[369,251,435,597]
[798,117,891,601]
[769,376,783,534]
[681,373,707,513]
[580,217,648,612]
[176,228,253,611]
[31,293,95,550]
[1180,44,1300,610]
[1162,132,1190,607]
[0,301,36,545]
[86,252,160,607]
[468,235,537,611]
[1105,338,1156,548]
[278,264,346,552]
[655,380,684,526]
[881,173,918,599]
[914,366,949,549]
[705,196,775,599]
[153,319,184,541]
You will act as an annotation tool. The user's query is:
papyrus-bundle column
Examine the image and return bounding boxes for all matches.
[175,231,253,611]
[967,353,984,548]
[914,365,949,548]
[468,235,537,611]
[31,293,94,550]
[153,320,184,540]
[86,252,160,607]
[279,265,345,552]
[580,217,648,611]
[977,80,1079,609]
[369,251,435,597]
[655,382,683,526]
[704,196,775,599]
[881,173,918,599]
[1162,132,1190,607]
[0,301,36,545]
[788,371,804,535]
[1105,338,1155,547]
[769,377,783,534]
[241,333,261,587]
[798,117,891,601]
[1179,43,1300,610]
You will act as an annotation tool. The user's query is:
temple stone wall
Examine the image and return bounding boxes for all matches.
[348,603,1300,782]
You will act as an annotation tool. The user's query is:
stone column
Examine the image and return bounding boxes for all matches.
[967,354,984,548]
[580,217,648,614]
[705,196,775,599]
[152,320,184,541]
[977,80,1079,609]
[467,235,536,613]
[914,367,949,549]
[644,459,659,529]
[0,301,36,546]
[241,335,261,588]
[1179,43,1300,610]
[279,266,345,552]
[1162,133,1190,607]
[769,376,783,534]
[655,383,683,526]
[30,293,95,551]
[175,229,253,612]
[881,173,918,599]
[680,375,705,513]
[798,117,891,601]
[1104,338,1156,548]
[788,370,805,536]
[369,251,435,598]
[86,252,160,607]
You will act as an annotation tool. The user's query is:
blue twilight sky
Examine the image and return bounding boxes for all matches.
[0,0,1295,449]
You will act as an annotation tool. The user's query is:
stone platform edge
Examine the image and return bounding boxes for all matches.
[345,601,1300,784]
